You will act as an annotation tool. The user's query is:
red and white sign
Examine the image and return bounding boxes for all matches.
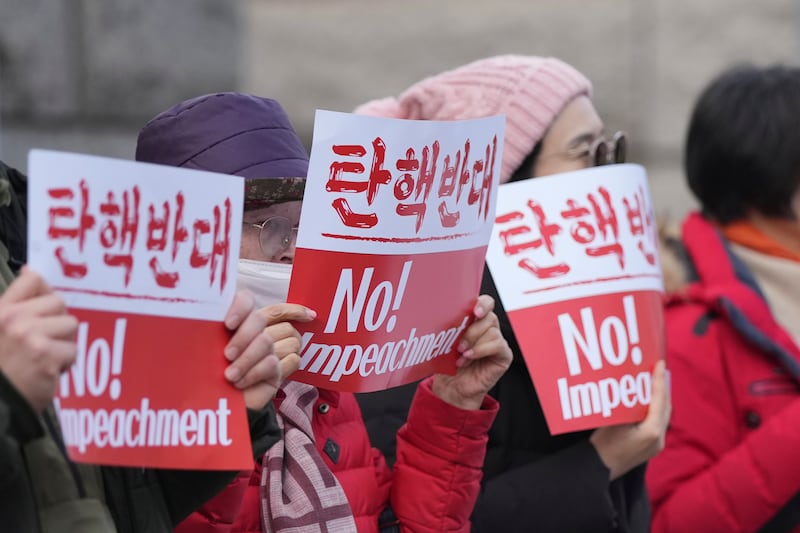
[485,164,665,435]
[27,150,252,469]
[288,111,504,392]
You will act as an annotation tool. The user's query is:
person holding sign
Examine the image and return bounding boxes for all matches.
[646,64,800,533]
[356,54,671,532]
[134,92,512,533]
[0,156,291,532]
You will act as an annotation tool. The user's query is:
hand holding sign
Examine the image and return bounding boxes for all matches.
[224,291,316,410]
[589,360,671,480]
[486,164,666,434]
[287,111,505,392]
[0,268,79,412]
[432,295,512,410]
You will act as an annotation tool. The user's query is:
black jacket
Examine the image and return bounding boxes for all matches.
[0,160,27,274]
[358,266,651,532]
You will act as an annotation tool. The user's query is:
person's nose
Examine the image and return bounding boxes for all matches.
[277,233,297,264]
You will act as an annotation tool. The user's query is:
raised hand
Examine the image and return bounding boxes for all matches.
[0,268,79,412]
[589,360,671,480]
[223,290,316,410]
[432,294,512,410]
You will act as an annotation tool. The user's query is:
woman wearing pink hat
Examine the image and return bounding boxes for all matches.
[355,54,671,533]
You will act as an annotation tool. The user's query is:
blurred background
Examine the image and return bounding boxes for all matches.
[1,0,797,219]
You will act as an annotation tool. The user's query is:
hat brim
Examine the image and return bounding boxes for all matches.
[244,177,306,208]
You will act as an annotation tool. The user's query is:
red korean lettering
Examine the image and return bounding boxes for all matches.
[332,198,378,228]
[147,200,170,252]
[394,141,438,233]
[148,256,178,288]
[529,200,561,255]
[367,138,393,205]
[327,144,367,193]
[560,188,625,268]
[495,203,569,278]
[54,247,87,279]
[588,188,624,268]
[47,180,96,279]
[327,139,391,228]
[327,139,391,204]
[146,192,190,289]
[47,180,96,247]
[98,187,141,286]
[328,143,375,228]
[210,198,232,293]
[190,222,210,268]
[437,145,463,228]
[623,187,657,265]
[438,147,460,198]
[519,257,571,279]
[172,192,189,261]
[455,140,472,203]
[467,135,497,221]
[496,211,533,256]
[187,198,232,292]
[147,195,175,288]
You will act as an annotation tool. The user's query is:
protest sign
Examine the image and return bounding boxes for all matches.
[485,164,664,434]
[27,150,251,469]
[287,111,504,392]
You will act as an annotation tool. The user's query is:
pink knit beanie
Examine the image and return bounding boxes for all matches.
[354,55,592,183]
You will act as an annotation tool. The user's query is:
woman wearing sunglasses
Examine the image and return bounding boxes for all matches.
[354,54,670,533]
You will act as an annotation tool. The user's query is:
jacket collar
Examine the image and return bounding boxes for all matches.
[681,212,800,380]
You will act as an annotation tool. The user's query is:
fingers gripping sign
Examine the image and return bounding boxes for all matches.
[223,289,316,410]
[432,294,513,410]
[0,267,80,412]
[589,359,671,480]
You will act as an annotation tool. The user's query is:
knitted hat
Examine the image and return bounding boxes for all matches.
[135,92,308,206]
[354,55,592,183]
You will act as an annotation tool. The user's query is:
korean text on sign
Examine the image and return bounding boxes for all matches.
[485,164,664,435]
[28,150,243,321]
[27,150,250,470]
[288,111,505,392]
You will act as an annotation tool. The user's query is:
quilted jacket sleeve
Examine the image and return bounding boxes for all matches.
[391,377,498,533]
[647,307,800,533]
[172,469,253,533]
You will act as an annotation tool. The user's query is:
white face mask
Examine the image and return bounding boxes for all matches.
[236,259,292,309]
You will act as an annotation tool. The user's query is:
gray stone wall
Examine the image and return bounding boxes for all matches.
[2,0,798,218]
[0,0,239,164]
[240,0,799,217]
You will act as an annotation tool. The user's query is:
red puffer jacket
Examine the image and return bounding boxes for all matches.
[176,377,498,533]
[647,212,800,533]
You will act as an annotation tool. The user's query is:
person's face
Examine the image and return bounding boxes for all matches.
[532,95,606,178]
[240,200,302,264]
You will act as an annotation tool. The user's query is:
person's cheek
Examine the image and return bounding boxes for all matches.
[239,234,262,261]
[535,159,585,178]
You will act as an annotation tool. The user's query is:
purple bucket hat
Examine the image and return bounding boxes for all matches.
[135,92,307,207]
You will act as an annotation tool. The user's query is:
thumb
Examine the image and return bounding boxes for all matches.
[644,360,671,430]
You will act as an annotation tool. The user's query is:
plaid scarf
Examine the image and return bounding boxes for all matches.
[260,381,356,533]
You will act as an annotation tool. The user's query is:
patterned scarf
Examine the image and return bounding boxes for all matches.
[260,381,356,533]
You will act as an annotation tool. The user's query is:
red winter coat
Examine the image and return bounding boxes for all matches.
[176,377,498,533]
[647,212,800,533]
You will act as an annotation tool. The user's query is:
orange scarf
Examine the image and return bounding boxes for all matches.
[722,221,800,263]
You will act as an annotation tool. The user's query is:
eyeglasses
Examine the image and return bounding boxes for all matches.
[547,130,627,168]
[589,131,627,167]
[249,216,299,259]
